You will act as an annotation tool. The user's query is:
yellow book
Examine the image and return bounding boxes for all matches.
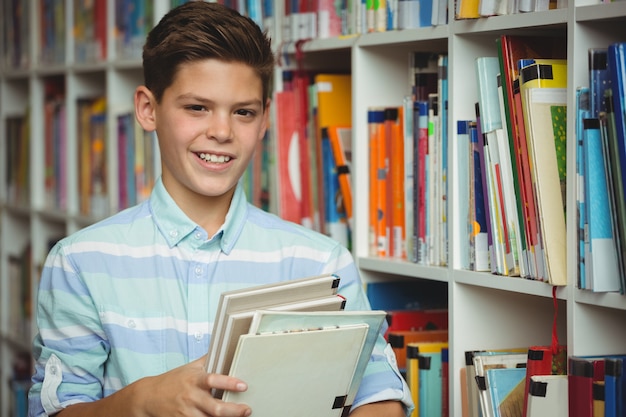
[519,59,568,286]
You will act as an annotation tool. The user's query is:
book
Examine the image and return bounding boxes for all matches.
[213,293,346,381]
[520,82,568,286]
[604,357,625,417]
[225,309,388,415]
[442,347,449,417]
[385,308,448,333]
[582,117,621,292]
[485,366,526,417]
[223,322,370,416]
[473,351,527,417]
[274,90,302,224]
[327,125,353,232]
[522,345,567,417]
[464,351,482,417]
[607,42,626,288]
[526,375,568,417]
[589,48,611,117]
[388,329,448,370]
[601,89,626,293]
[406,344,420,417]
[205,273,341,376]
[576,87,591,289]
[411,341,448,417]
[458,120,473,270]
[568,356,607,417]
[320,127,350,247]
[386,106,405,259]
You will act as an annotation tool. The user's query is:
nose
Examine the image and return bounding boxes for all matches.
[206,111,232,142]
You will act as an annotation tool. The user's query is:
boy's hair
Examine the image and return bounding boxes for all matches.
[142,1,274,105]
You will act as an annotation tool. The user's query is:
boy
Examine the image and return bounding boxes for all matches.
[28,2,412,416]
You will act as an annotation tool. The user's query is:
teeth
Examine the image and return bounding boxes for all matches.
[199,153,231,163]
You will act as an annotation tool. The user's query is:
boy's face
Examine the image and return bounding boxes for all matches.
[150,59,269,207]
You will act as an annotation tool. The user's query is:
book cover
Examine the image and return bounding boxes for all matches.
[568,356,606,417]
[464,351,482,417]
[223,323,369,416]
[471,121,491,272]
[473,351,528,417]
[245,309,387,411]
[214,294,346,379]
[582,117,621,292]
[485,366,526,417]
[385,308,448,333]
[521,85,568,286]
[205,273,340,375]
[412,341,448,417]
[526,374,568,417]
[442,347,449,417]
[604,357,625,417]
[275,90,303,224]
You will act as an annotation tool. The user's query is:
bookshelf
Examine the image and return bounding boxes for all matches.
[1,1,626,417]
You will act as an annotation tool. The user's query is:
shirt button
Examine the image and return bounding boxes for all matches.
[194,332,203,342]
[50,366,58,375]
[195,266,202,275]
[169,230,179,238]
[127,320,136,328]
[195,232,202,240]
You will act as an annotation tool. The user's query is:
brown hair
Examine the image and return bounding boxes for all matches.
[142,2,274,105]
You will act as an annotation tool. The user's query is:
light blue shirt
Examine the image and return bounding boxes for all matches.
[29,178,413,416]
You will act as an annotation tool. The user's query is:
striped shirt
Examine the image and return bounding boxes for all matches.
[29,178,412,416]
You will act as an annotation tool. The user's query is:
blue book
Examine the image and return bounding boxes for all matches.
[471,119,490,272]
[589,48,611,117]
[415,342,448,417]
[582,117,621,292]
[576,87,590,289]
[605,357,626,417]
[486,367,526,417]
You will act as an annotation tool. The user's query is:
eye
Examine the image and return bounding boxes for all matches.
[186,104,207,112]
[235,109,255,117]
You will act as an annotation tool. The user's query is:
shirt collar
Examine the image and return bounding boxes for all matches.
[149,177,248,254]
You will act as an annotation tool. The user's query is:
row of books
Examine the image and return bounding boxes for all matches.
[457,35,568,285]
[282,0,449,43]
[454,0,565,20]
[273,70,353,248]
[367,52,449,265]
[575,43,626,294]
[463,346,626,417]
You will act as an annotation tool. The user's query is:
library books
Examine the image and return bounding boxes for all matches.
[205,273,342,377]
[223,309,387,417]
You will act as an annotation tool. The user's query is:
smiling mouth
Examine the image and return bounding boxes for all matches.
[197,152,232,163]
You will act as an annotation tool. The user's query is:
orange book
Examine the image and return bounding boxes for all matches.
[387,106,405,259]
[388,329,448,370]
[372,109,388,257]
[368,109,380,256]
[328,125,353,228]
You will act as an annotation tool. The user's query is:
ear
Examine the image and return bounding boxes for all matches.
[134,86,157,132]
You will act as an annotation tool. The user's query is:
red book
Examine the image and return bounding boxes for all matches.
[522,345,567,417]
[386,308,448,334]
[568,356,606,417]
[275,91,302,224]
[442,347,449,417]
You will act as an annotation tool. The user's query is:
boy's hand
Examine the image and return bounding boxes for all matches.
[140,355,252,417]
[57,355,251,417]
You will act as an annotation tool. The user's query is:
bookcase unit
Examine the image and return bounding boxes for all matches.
[1,1,626,417]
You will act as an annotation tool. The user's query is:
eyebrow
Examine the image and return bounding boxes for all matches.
[176,93,263,108]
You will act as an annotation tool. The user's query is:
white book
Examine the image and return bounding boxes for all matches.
[526,375,568,417]
[205,273,341,375]
[214,294,346,378]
